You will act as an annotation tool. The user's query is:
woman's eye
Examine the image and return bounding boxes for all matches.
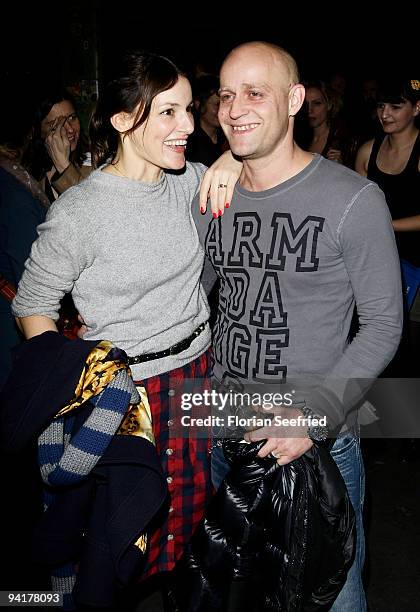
[161,109,174,116]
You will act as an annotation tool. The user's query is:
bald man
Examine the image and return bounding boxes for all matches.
[193,42,403,611]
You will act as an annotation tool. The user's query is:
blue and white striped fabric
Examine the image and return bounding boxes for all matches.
[38,368,139,610]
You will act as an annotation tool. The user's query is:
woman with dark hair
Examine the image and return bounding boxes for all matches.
[12,50,241,601]
[356,77,420,462]
[355,77,420,245]
[22,86,91,203]
[355,77,420,302]
[356,77,420,369]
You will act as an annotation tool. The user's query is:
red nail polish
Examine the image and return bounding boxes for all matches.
[225,202,230,208]
[213,212,218,219]
[219,209,224,217]
[200,207,205,214]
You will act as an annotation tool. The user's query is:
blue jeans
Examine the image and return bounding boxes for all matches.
[330,434,367,612]
[211,434,367,612]
[211,441,230,490]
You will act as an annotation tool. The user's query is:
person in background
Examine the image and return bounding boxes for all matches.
[355,76,420,339]
[355,77,420,267]
[186,74,228,328]
[355,77,420,463]
[186,74,228,167]
[21,86,91,204]
[296,79,357,167]
[0,95,50,387]
[19,86,95,335]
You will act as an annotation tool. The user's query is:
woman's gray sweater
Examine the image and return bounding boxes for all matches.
[12,164,211,380]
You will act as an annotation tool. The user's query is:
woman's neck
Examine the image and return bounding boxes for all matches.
[312,122,330,142]
[308,122,329,154]
[105,150,163,183]
[386,125,418,151]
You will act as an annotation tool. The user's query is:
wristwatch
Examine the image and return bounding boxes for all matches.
[300,405,329,443]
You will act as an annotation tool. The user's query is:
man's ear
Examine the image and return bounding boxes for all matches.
[110,111,134,133]
[288,84,306,117]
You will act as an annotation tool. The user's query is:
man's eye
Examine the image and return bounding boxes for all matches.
[249,91,262,98]
[68,114,78,121]
[220,94,232,103]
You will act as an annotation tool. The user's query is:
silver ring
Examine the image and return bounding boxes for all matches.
[270,451,281,459]
[218,183,227,189]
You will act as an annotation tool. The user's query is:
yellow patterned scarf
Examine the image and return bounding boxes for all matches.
[56,340,154,444]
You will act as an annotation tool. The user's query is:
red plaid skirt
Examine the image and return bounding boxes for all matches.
[135,349,213,578]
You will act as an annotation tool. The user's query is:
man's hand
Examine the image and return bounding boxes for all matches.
[245,431,313,466]
[243,405,313,465]
[199,150,242,217]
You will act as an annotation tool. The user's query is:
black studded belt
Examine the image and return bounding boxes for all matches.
[127,321,208,365]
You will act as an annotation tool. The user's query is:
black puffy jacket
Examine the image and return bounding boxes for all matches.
[174,439,355,611]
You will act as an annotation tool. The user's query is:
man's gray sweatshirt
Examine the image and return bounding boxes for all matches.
[192,155,403,431]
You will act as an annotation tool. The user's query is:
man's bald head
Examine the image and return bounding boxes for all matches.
[222,41,300,90]
[218,40,306,162]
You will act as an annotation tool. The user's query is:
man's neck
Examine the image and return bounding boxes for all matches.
[240,143,314,192]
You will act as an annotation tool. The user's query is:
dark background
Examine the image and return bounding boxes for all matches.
[1,2,417,93]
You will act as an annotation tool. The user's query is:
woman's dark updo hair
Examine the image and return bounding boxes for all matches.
[90,51,183,168]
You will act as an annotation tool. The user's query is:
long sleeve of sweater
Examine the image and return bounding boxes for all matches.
[307,183,403,431]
